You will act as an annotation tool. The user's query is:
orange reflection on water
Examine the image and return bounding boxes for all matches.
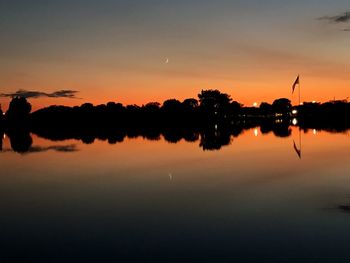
[1,128,349,185]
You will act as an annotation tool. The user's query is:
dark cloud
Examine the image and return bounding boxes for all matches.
[319,11,350,23]
[342,28,350,31]
[0,89,79,99]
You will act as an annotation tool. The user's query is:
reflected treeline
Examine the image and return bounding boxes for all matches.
[29,118,294,151]
[0,118,348,154]
[0,127,78,154]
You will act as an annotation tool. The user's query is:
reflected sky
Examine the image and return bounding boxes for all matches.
[0,128,349,261]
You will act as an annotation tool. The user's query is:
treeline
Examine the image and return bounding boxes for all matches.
[0,90,297,128]
[0,89,349,131]
[31,90,242,128]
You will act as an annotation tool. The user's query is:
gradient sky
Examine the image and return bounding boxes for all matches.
[1,0,349,110]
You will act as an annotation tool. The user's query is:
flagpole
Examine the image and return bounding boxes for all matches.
[299,75,301,106]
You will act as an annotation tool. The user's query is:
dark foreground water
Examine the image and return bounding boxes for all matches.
[0,127,350,262]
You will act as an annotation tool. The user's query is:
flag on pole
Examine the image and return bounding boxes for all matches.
[292,75,300,94]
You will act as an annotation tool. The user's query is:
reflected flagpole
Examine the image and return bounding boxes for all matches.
[299,126,302,158]
[293,140,301,159]
[293,128,302,159]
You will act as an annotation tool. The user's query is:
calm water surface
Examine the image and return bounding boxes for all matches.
[0,128,350,262]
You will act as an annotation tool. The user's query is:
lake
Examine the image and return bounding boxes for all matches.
[0,127,350,262]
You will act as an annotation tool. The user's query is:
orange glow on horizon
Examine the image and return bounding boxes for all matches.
[0,74,348,112]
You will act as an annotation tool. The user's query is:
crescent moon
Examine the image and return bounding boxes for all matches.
[165,58,169,64]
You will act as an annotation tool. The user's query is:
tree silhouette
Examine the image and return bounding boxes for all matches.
[198,90,232,109]
[198,90,232,122]
[229,101,242,117]
[162,99,182,110]
[5,97,32,124]
[182,98,199,109]
[144,102,160,112]
[272,98,291,115]
[161,99,183,124]
[259,102,273,116]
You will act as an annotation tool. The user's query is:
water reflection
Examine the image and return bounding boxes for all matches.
[0,119,349,263]
[1,119,349,154]
[0,128,78,154]
[6,127,33,153]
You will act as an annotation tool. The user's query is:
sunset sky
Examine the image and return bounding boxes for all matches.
[1,0,349,110]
